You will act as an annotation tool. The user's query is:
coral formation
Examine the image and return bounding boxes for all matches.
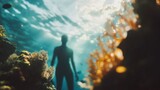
[0,25,6,37]
[87,0,139,89]
[94,0,160,90]
[0,25,55,90]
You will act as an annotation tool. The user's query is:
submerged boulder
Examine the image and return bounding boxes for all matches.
[0,25,15,63]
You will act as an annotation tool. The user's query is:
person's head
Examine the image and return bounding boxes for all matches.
[61,34,68,45]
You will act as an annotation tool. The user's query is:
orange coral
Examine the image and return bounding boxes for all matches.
[88,37,124,86]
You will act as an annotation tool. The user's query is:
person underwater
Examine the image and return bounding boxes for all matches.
[51,34,79,90]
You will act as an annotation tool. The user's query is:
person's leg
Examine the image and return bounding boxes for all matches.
[56,70,64,90]
[65,70,74,90]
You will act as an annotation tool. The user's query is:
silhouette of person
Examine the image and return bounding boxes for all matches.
[51,35,78,90]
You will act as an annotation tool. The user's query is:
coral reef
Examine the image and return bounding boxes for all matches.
[94,0,160,90]
[86,0,139,89]
[0,25,55,90]
[0,50,56,90]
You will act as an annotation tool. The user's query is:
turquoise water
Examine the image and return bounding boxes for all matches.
[0,0,123,90]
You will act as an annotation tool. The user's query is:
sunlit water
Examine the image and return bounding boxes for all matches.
[0,0,129,90]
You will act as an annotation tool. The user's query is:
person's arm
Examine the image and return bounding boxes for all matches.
[71,50,79,81]
[51,48,57,66]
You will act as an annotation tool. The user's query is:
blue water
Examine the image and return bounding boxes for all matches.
[0,0,123,90]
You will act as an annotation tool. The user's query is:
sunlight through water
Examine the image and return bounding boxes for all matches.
[0,0,138,90]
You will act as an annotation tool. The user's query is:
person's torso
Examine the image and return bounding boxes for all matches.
[56,46,72,68]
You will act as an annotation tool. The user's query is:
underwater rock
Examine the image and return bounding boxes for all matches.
[0,25,16,63]
[0,38,16,63]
